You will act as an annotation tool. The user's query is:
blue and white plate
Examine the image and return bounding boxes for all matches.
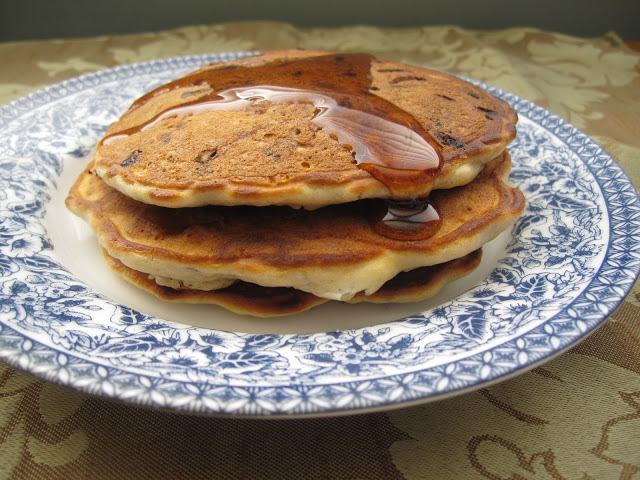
[1,52,639,416]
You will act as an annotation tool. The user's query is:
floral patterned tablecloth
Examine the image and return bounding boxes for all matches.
[0,22,639,479]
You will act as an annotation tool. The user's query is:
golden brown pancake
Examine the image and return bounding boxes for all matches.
[66,150,524,302]
[93,50,517,209]
[101,247,482,317]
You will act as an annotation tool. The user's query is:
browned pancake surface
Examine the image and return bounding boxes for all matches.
[94,50,517,208]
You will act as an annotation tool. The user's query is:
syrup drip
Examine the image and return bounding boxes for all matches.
[101,53,444,240]
[372,199,441,241]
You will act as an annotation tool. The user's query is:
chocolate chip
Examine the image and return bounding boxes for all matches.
[434,132,465,149]
[467,92,480,99]
[339,97,354,108]
[436,94,455,101]
[477,106,498,114]
[196,148,218,163]
[121,150,141,167]
[391,76,426,84]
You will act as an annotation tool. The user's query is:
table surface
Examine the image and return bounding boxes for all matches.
[0,21,639,480]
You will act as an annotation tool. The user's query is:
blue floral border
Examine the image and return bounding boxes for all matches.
[0,52,639,416]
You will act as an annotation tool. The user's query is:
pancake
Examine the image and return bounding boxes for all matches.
[66,150,524,302]
[100,248,482,317]
[93,50,518,209]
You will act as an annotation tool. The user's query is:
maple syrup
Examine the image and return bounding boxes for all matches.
[372,199,441,241]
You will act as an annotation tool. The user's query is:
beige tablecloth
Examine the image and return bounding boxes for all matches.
[1,22,639,479]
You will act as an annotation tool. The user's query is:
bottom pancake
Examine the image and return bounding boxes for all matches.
[101,248,482,317]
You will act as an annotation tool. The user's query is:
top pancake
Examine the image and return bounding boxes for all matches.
[93,50,518,209]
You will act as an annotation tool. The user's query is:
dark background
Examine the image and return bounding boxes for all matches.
[1,0,637,42]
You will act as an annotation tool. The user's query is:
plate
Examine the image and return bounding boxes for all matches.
[1,52,639,417]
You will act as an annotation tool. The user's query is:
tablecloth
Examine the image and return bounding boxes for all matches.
[0,21,639,479]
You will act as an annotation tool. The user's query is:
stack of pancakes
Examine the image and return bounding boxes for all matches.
[66,50,525,316]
